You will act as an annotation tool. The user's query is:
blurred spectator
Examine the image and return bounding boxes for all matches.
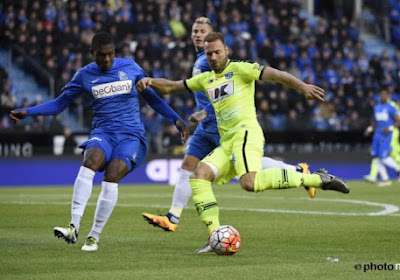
[2,0,400,145]
[63,127,77,155]
[49,114,64,133]
[162,124,185,155]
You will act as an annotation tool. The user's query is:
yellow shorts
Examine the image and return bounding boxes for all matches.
[202,126,264,185]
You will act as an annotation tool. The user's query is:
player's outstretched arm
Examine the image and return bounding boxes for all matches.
[136,78,188,95]
[9,94,72,124]
[261,66,325,102]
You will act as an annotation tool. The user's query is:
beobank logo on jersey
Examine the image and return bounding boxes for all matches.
[92,80,132,99]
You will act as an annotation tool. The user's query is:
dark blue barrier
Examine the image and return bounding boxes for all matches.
[0,158,383,187]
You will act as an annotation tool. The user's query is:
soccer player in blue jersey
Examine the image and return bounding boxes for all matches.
[9,32,189,251]
[364,87,400,187]
[142,17,315,250]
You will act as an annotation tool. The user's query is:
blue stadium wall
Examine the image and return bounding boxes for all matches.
[0,131,391,186]
[0,157,376,187]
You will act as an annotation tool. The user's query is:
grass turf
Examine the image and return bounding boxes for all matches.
[0,181,399,280]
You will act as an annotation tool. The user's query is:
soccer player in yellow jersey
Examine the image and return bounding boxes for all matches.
[136,32,349,252]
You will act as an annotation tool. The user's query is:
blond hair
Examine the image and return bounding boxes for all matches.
[194,17,212,28]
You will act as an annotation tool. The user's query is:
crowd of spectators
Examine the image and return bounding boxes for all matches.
[1,0,400,154]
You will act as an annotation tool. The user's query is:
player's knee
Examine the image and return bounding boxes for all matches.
[103,169,121,183]
[83,147,105,171]
[181,154,201,172]
[103,159,128,183]
[240,181,254,192]
[83,158,101,171]
[240,174,255,192]
[190,164,214,181]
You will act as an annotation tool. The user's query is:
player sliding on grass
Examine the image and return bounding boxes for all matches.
[9,32,189,251]
[136,32,350,253]
[142,18,315,246]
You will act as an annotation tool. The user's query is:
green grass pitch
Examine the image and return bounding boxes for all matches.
[1,181,400,280]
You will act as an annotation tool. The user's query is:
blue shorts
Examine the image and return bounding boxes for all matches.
[371,135,392,159]
[80,131,148,173]
[186,128,220,159]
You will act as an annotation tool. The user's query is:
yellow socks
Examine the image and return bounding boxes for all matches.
[254,168,322,192]
[189,179,220,234]
[368,158,378,179]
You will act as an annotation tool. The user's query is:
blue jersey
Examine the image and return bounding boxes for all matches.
[24,58,185,141]
[65,58,147,135]
[192,49,218,134]
[373,102,397,139]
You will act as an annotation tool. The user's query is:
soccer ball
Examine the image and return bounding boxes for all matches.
[209,225,241,255]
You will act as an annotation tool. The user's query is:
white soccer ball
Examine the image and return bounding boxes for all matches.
[209,225,241,255]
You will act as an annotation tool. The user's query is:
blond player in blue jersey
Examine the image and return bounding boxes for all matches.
[136,32,349,252]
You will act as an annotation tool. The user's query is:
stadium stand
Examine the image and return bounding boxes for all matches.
[0,0,399,154]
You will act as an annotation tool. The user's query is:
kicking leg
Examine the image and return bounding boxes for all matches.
[261,157,315,198]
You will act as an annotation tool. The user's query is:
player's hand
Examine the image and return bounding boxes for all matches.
[189,110,208,124]
[175,119,189,143]
[9,109,28,124]
[383,128,391,134]
[302,84,325,102]
[135,78,153,92]
[364,126,373,136]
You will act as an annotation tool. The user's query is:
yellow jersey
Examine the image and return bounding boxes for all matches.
[185,60,264,139]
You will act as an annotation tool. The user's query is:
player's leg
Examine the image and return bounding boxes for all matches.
[82,158,127,251]
[170,132,220,220]
[143,131,220,231]
[390,128,400,166]
[170,154,200,218]
[261,157,315,198]
[54,139,108,244]
[191,146,237,253]
[381,156,400,172]
[143,154,200,231]
[376,138,396,187]
[376,158,391,187]
[250,167,348,193]
[232,129,348,193]
[364,158,378,183]
[82,136,146,251]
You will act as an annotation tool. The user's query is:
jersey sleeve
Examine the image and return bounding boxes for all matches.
[25,70,84,116]
[132,61,148,83]
[140,88,187,129]
[184,72,206,93]
[238,62,265,83]
[60,69,85,99]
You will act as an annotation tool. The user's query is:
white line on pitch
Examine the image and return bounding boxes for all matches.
[1,200,399,217]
